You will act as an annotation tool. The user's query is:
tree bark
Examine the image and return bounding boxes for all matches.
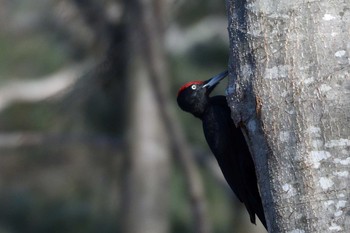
[226,0,350,232]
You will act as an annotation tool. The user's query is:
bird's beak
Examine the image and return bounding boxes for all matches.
[203,70,228,93]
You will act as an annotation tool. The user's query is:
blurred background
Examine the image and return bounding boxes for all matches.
[0,0,265,232]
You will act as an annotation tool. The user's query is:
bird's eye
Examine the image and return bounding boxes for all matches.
[191,84,197,90]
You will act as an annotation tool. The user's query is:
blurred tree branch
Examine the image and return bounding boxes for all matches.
[0,132,122,149]
[0,61,90,112]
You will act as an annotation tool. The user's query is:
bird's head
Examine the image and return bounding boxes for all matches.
[177,70,228,118]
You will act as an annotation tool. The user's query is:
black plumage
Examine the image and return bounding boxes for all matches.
[177,71,267,229]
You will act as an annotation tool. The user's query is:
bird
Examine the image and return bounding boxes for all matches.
[177,70,267,229]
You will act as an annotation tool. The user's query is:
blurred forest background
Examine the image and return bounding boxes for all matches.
[0,0,265,232]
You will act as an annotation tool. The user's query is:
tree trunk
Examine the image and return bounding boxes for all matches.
[123,64,170,233]
[122,0,211,233]
[122,0,170,232]
[226,0,350,232]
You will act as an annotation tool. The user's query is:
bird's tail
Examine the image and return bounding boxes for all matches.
[245,194,267,230]
[255,197,267,230]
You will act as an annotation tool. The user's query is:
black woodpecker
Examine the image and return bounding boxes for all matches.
[177,71,267,229]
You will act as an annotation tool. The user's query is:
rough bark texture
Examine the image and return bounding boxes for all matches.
[226,0,350,232]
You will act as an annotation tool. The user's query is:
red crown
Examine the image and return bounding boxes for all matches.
[177,81,203,96]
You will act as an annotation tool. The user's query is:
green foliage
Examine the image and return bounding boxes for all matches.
[0,189,119,233]
[0,149,123,233]
[0,33,68,80]
[170,166,192,233]
[0,102,55,131]
[175,0,226,26]
[187,37,228,68]
[170,163,236,233]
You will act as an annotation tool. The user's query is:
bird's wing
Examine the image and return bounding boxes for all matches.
[202,96,266,228]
